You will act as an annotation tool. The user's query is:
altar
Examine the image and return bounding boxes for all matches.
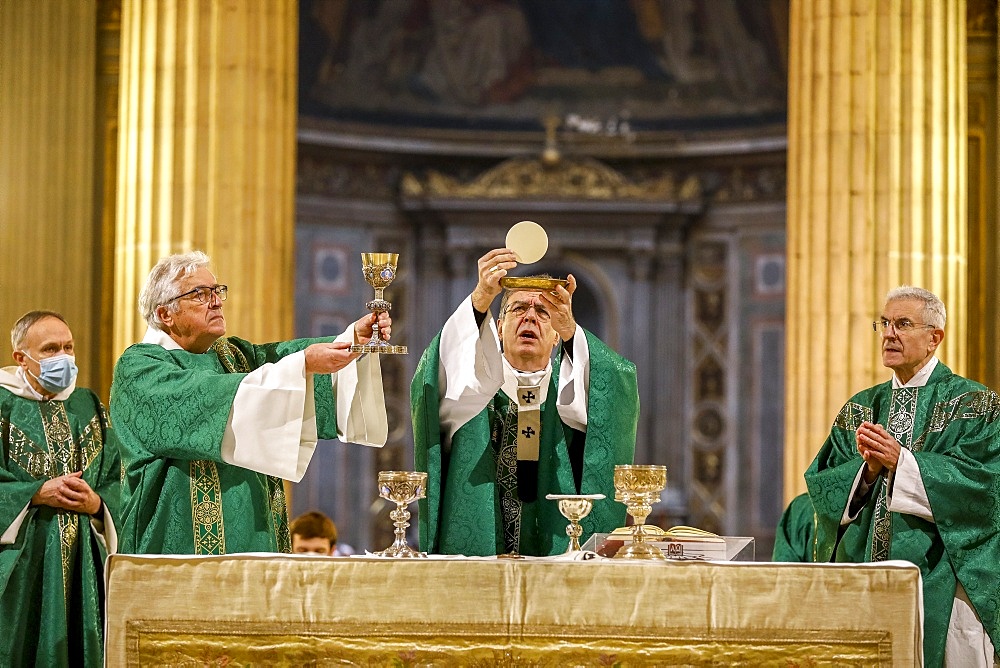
[105,554,922,666]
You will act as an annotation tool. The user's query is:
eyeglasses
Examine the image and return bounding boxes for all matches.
[164,284,228,305]
[504,301,550,322]
[872,317,934,334]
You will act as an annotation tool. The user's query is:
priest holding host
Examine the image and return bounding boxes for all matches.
[0,311,121,666]
[412,244,639,557]
[799,286,1000,667]
[109,251,390,556]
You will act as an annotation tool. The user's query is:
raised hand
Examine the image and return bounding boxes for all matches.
[353,311,392,345]
[537,273,578,341]
[472,248,518,313]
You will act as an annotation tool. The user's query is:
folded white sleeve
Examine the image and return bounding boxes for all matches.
[886,448,934,522]
[439,295,505,442]
[90,502,119,554]
[556,331,590,432]
[221,350,317,482]
[0,502,30,544]
[2,502,119,552]
[332,335,388,448]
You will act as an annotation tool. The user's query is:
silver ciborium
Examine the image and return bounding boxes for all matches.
[374,471,427,558]
[546,493,605,553]
[350,252,407,355]
[613,465,668,560]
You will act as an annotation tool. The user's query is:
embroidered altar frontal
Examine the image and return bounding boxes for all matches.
[105,555,922,666]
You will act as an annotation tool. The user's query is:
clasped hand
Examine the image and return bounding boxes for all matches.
[856,421,902,482]
[31,471,102,515]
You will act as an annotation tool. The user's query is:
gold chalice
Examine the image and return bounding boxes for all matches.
[613,465,668,560]
[546,493,605,553]
[374,471,427,558]
[350,252,407,355]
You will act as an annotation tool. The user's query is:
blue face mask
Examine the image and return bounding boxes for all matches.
[21,352,78,394]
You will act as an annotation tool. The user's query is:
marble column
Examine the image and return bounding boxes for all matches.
[0,1,101,386]
[784,0,967,499]
[114,0,298,352]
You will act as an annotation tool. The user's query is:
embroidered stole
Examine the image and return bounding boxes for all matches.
[871,387,918,561]
[187,339,291,555]
[491,394,521,553]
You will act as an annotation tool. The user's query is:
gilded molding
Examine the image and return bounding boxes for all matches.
[402,157,702,201]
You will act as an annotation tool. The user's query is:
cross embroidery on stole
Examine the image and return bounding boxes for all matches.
[516,385,541,463]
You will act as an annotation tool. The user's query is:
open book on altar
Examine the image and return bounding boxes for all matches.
[604,525,729,560]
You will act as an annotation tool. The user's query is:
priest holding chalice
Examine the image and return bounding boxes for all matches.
[412,222,639,557]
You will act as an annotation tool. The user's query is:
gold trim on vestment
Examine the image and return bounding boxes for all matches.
[833,402,873,431]
[190,460,225,555]
[490,396,522,553]
[209,336,291,552]
[871,388,917,562]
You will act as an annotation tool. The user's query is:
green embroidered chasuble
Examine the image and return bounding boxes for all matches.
[412,328,638,556]
[110,336,337,555]
[805,362,1000,667]
[0,387,120,667]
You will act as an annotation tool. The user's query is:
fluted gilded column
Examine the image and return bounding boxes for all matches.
[114,0,298,352]
[0,1,101,386]
[784,0,967,500]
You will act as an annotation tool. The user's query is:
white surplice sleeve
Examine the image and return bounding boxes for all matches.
[439,295,505,443]
[556,331,590,432]
[841,449,934,525]
[885,448,934,522]
[221,325,387,482]
[332,335,388,448]
[90,503,118,554]
[0,503,29,544]
[439,295,593,440]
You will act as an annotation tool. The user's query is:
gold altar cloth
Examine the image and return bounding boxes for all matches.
[105,554,922,666]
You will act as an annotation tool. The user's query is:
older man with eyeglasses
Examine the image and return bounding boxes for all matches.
[411,247,638,557]
[110,251,389,555]
[795,285,1000,667]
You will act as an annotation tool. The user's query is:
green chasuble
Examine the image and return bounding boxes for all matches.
[412,328,638,556]
[771,492,816,562]
[0,385,121,667]
[110,336,337,555]
[805,362,1000,667]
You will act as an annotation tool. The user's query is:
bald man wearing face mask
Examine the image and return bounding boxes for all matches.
[0,310,121,667]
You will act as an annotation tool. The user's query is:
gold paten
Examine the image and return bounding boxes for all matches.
[500,277,568,291]
[349,252,407,355]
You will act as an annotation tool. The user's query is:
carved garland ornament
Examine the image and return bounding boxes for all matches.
[402,157,702,201]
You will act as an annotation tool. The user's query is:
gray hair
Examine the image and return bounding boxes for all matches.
[885,285,947,329]
[139,251,212,328]
[11,310,68,350]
